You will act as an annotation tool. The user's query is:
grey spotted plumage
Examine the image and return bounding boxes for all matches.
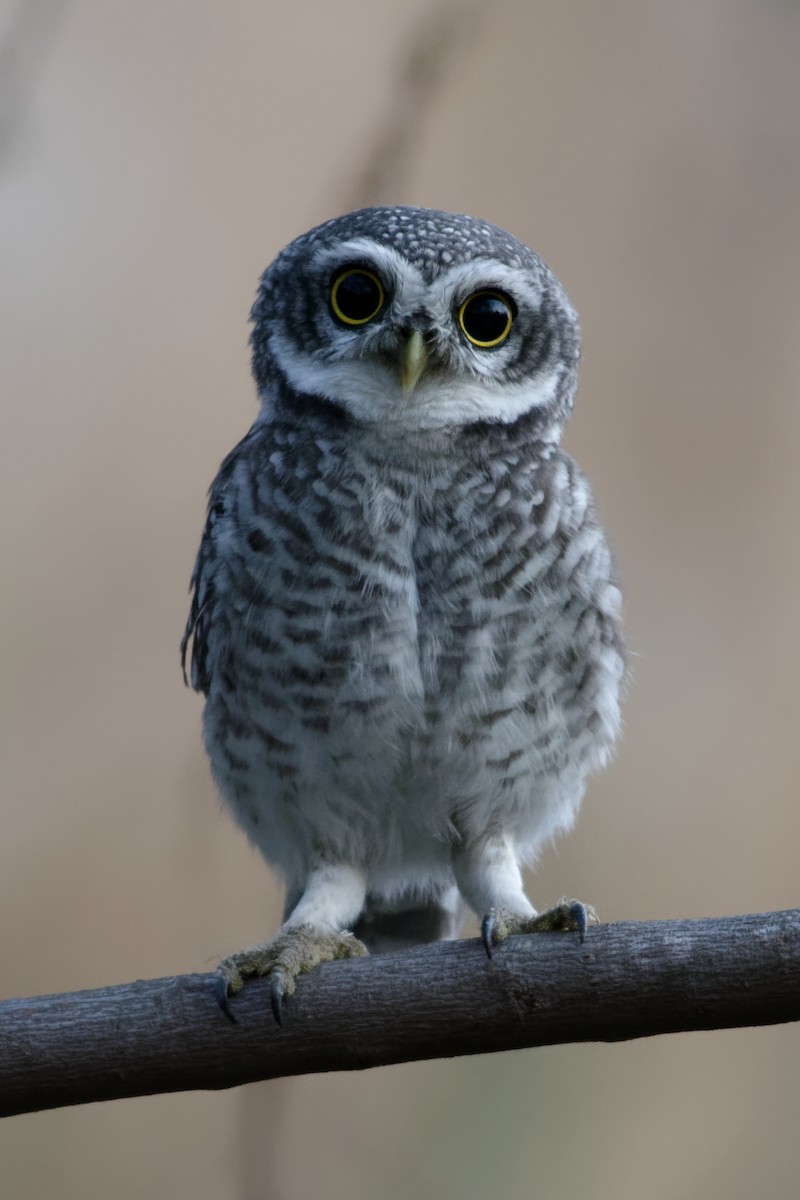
[182,206,625,1019]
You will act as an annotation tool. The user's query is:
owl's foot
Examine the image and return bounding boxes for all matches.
[215,924,368,1025]
[481,898,598,959]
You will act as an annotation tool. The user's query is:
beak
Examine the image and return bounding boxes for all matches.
[400,330,428,394]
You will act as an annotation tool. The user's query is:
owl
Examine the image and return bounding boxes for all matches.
[182,206,625,1023]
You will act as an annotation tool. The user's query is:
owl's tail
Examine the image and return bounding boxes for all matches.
[352,886,463,953]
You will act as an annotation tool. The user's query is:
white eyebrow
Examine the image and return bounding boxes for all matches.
[310,239,424,289]
[436,259,544,309]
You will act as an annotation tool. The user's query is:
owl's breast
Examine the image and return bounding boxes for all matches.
[199,427,623,867]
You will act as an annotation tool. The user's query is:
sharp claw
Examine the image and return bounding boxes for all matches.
[214,973,238,1024]
[570,900,588,942]
[481,913,496,959]
[270,975,285,1026]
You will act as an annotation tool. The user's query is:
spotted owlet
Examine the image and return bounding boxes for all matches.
[182,206,625,1023]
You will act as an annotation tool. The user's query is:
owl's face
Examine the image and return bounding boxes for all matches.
[251,207,581,433]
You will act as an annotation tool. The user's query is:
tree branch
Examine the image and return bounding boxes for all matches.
[2,910,798,1118]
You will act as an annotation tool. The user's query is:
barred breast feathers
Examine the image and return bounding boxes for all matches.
[183,404,624,737]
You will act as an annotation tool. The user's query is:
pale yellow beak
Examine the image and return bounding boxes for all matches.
[400,329,428,394]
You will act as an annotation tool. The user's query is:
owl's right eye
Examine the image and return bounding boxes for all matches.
[330,268,385,327]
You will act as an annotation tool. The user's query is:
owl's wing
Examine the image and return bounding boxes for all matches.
[180,425,261,695]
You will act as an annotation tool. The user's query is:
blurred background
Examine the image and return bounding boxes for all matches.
[2,1,800,1196]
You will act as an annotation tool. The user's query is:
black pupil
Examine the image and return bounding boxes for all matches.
[336,272,380,321]
[463,294,510,342]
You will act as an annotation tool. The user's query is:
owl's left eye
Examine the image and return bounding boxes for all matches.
[330,268,385,327]
[458,290,515,348]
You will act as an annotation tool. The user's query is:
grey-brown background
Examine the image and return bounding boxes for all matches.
[2,2,799,1197]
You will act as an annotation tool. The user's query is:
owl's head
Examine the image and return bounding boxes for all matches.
[251,206,580,434]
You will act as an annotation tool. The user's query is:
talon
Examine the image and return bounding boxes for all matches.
[481,913,496,959]
[569,900,588,941]
[270,975,285,1026]
[214,972,238,1024]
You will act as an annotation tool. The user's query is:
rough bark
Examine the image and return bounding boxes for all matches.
[1,910,798,1118]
